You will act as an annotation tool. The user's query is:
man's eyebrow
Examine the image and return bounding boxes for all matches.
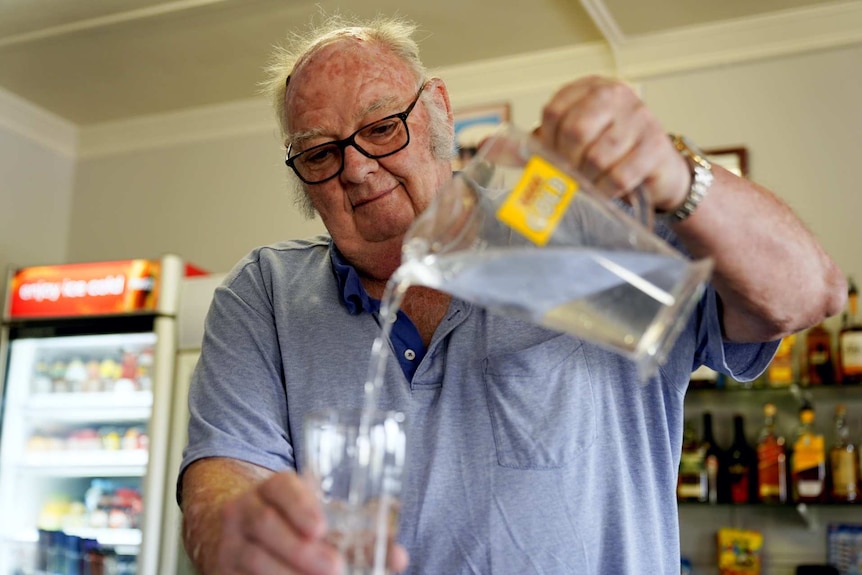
[287,94,403,147]
[287,127,327,147]
[357,95,399,119]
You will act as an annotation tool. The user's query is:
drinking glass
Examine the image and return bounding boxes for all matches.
[301,408,406,575]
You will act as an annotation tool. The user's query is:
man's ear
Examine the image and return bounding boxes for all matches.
[427,76,453,126]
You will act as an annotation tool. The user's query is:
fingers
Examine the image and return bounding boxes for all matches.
[388,543,411,573]
[215,470,410,575]
[258,471,327,539]
[539,76,637,179]
[537,76,690,211]
[219,472,343,575]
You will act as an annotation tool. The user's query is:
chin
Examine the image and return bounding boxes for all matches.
[359,227,409,245]
[356,212,414,242]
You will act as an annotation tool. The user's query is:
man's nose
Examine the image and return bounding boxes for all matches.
[340,143,377,183]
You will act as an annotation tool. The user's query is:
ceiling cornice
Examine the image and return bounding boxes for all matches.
[0,0,232,48]
[0,85,77,156]
[616,0,862,79]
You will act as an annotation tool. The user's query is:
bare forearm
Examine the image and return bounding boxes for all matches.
[672,166,847,342]
[181,458,274,575]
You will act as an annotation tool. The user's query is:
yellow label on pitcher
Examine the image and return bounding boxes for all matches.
[496,156,578,245]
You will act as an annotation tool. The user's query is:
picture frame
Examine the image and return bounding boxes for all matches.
[704,146,749,178]
[452,102,510,169]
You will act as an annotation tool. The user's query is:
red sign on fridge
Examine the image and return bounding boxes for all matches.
[8,259,161,318]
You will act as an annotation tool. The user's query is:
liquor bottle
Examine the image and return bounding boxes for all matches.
[828,404,859,502]
[791,403,826,503]
[756,403,788,504]
[677,418,707,502]
[805,322,834,385]
[839,277,862,383]
[701,412,724,503]
[725,414,758,503]
[767,334,798,387]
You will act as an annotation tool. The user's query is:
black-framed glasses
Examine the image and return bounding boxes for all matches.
[285,82,428,184]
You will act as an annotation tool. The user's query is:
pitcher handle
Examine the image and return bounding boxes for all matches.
[630,185,654,232]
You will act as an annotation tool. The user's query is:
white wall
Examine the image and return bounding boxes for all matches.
[72,127,323,273]
[0,87,76,304]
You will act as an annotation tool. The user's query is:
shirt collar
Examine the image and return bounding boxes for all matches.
[329,244,380,315]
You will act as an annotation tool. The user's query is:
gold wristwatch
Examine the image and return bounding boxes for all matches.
[665,134,714,223]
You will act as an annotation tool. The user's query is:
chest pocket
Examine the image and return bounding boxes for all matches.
[483,334,596,469]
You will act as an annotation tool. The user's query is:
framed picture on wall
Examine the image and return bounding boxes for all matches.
[452,102,510,170]
[704,146,749,178]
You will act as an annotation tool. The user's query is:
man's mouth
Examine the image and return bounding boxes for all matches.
[352,187,394,209]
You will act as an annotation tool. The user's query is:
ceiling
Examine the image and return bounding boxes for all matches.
[0,0,851,126]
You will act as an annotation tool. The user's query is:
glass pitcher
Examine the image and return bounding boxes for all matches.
[398,124,713,380]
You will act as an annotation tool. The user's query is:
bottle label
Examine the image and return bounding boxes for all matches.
[797,479,824,497]
[767,336,796,385]
[757,443,786,499]
[840,332,862,374]
[497,156,578,246]
[679,450,705,473]
[809,351,829,365]
[807,345,833,385]
[792,436,825,472]
[767,363,793,386]
[678,483,705,499]
[830,451,859,495]
[678,448,706,500]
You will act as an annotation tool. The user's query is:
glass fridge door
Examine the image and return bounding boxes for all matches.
[0,331,158,575]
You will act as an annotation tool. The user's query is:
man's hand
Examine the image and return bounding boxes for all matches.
[181,458,410,575]
[536,75,690,215]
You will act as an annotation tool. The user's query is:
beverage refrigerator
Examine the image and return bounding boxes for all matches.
[0,255,205,575]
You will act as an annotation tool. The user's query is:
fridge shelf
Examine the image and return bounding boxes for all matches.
[23,391,153,424]
[16,527,142,547]
[25,391,153,411]
[18,450,148,477]
[64,527,142,547]
[22,450,148,469]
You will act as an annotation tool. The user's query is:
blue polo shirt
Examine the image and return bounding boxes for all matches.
[180,234,778,575]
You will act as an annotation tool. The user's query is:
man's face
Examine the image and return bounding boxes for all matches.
[284,40,452,276]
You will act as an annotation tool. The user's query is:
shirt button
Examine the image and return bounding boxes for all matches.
[404,349,416,361]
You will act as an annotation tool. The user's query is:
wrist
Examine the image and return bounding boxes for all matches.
[659,134,714,224]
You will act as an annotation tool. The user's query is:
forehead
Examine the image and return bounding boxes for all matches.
[285,39,417,137]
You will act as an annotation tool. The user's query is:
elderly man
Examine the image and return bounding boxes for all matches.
[178,14,846,575]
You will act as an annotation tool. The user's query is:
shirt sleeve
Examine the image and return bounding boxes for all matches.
[696,283,780,382]
[177,257,294,504]
[652,218,780,386]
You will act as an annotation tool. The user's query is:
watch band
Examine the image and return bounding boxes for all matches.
[664,134,714,223]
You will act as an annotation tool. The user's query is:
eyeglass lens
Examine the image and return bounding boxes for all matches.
[292,115,409,183]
